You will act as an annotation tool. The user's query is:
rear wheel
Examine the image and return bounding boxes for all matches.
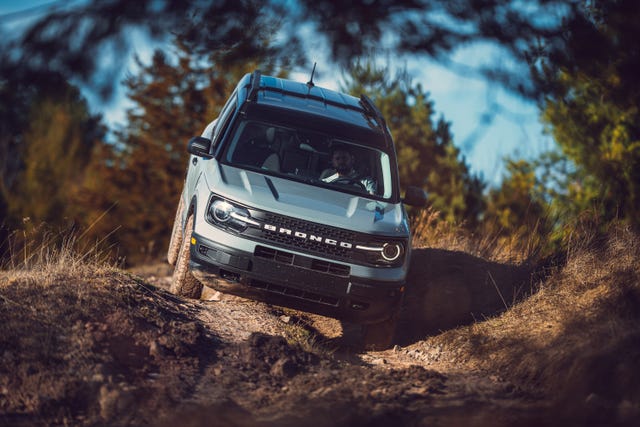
[170,214,203,299]
[167,195,185,266]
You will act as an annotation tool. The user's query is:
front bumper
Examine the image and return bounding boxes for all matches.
[189,233,404,324]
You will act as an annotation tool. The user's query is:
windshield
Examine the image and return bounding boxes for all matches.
[222,120,394,200]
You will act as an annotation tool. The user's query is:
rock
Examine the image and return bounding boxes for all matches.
[270,357,298,377]
[91,373,105,383]
[99,385,120,420]
[405,386,429,396]
[149,340,166,358]
[201,287,222,301]
[585,393,608,408]
[279,315,291,323]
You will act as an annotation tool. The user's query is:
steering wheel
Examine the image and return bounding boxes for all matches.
[332,177,367,191]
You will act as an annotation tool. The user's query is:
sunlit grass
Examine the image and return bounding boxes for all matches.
[411,207,547,264]
[1,219,120,280]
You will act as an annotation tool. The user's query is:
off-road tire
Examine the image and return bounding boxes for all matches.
[170,214,203,299]
[362,315,398,351]
[167,195,185,266]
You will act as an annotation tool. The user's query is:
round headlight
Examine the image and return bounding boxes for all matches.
[211,200,233,222]
[381,243,402,261]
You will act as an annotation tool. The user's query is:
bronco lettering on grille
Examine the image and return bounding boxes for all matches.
[262,223,353,249]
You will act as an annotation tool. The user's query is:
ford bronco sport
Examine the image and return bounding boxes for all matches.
[167,71,426,349]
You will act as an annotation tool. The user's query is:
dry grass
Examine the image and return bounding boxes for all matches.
[417,222,640,423]
[411,207,546,264]
[1,220,119,277]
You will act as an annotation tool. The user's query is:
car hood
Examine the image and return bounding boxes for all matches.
[204,163,409,236]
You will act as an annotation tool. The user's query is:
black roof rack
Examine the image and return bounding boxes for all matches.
[260,85,364,113]
[360,94,392,148]
[248,70,262,101]
[360,94,385,127]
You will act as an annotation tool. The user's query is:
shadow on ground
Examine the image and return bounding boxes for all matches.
[396,248,537,346]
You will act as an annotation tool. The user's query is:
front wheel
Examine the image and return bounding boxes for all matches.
[167,195,185,266]
[362,315,398,351]
[170,214,203,299]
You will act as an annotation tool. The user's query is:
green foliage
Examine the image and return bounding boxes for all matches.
[341,60,485,224]
[0,76,103,225]
[0,70,106,262]
[10,90,102,224]
[483,159,551,236]
[470,157,560,259]
[531,151,599,224]
[2,71,67,223]
[535,0,640,226]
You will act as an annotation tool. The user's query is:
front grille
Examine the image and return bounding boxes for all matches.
[248,279,340,306]
[254,245,350,277]
[255,212,356,259]
[206,194,407,266]
[255,245,295,264]
[310,259,350,276]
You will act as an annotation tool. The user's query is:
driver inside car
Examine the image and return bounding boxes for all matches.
[320,145,377,194]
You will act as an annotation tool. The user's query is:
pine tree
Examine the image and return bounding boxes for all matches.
[1,77,103,229]
[534,0,640,225]
[483,159,551,237]
[9,90,103,225]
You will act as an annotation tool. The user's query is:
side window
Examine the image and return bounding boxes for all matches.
[211,90,237,148]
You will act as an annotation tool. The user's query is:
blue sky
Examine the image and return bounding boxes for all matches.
[409,56,555,186]
[1,0,555,186]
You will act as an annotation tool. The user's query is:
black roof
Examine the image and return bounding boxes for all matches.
[239,71,392,148]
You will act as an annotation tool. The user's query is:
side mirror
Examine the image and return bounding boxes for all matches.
[403,186,427,207]
[187,136,213,158]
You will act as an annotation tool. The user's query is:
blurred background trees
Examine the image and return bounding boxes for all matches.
[534,0,640,227]
[0,69,104,258]
[2,0,638,264]
[68,39,280,264]
[342,61,485,225]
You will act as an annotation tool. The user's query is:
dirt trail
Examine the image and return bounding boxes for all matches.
[130,251,548,426]
[0,249,550,427]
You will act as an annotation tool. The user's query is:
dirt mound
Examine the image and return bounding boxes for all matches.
[401,224,640,426]
[0,269,217,426]
[555,331,640,426]
[398,248,536,344]
[237,333,320,377]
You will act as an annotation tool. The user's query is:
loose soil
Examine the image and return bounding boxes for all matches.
[2,234,639,426]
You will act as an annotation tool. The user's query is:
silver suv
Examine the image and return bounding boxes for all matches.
[167,71,426,348]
